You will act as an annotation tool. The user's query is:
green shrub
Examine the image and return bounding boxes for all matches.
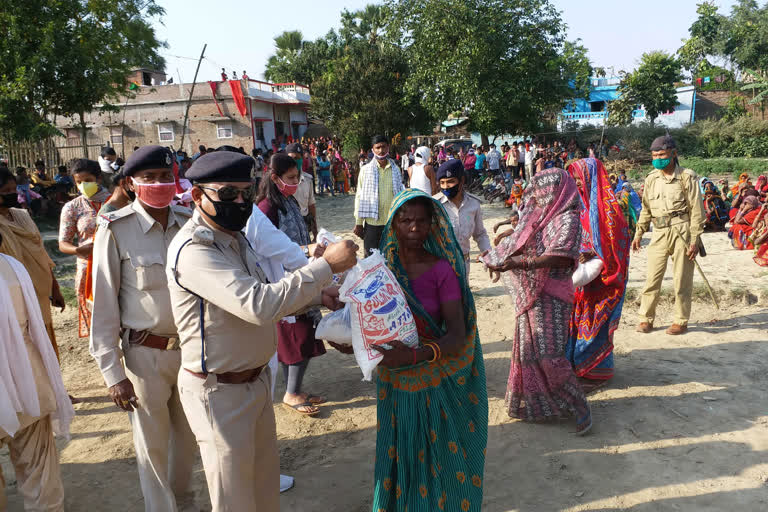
[678,157,768,179]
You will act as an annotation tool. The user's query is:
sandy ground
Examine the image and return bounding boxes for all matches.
[2,191,768,512]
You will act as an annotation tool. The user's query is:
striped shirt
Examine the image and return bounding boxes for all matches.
[354,162,396,226]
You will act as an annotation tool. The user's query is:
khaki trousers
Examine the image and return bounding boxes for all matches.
[638,223,695,326]
[177,368,279,512]
[0,416,64,512]
[124,345,197,512]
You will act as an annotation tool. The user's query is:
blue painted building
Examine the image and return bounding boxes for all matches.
[560,77,696,130]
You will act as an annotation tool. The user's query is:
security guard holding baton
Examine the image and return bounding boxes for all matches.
[166,151,358,511]
[632,135,706,335]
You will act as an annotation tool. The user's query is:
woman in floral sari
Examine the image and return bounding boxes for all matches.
[729,196,762,250]
[487,168,591,434]
[566,158,630,391]
[370,189,488,512]
[58,159,111,337]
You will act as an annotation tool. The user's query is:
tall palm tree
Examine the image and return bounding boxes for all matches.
[264,30,305,82]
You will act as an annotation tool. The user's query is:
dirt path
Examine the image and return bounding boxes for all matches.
[2,193,767,511]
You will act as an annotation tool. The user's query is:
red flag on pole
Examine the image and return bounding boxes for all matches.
[208,81,224,116]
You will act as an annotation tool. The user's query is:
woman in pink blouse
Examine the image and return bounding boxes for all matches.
[58,159,111,337]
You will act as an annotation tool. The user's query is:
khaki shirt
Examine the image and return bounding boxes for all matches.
[166,210,333,374]
[294,172,316,217]
[635,166,706,242]
[90,201,192,387]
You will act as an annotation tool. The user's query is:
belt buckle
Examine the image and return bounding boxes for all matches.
[166,337,180,350]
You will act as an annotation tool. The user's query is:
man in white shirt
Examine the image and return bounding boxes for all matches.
[525,141,536,179]
[486,144,501,175]
[433,160,491,278]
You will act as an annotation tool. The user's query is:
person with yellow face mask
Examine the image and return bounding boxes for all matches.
[58,159,111,339]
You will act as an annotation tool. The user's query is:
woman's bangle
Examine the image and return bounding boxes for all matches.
[424,342,438,362]
[412,347,418,366]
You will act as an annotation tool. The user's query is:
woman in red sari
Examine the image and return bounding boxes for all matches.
[729,196,762,250]
[751,205,768,266]
[566,158,629,391]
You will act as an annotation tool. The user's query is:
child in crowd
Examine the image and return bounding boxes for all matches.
[492,211,520,246]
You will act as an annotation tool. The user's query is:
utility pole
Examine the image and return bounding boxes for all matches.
[179,43,207,152]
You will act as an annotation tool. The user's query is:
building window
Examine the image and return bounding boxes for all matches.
[110,126,123,145]
[590,101,605,112]
[66,128,81,145]
[254,122,265,144]
[217,121,233,139]
[158,122,174,142]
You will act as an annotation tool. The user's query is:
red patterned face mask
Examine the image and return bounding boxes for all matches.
[132,181,176,208]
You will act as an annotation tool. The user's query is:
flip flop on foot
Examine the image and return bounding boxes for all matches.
[303,394,327,405]
[282,402,319,416]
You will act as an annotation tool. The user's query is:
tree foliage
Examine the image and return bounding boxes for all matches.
[608,52,682,127]
[310,5,431,156]
[0,0,165,145]
[263,4,431,153]
[678,0,768,77]
[388,0,593,138]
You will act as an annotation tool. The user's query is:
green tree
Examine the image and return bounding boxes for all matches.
[609,52,682,127]
[0,0,165,153]
[310,5,431,158]
[678,1,726,74]
[389,0,593,143]
[721,0,768,75]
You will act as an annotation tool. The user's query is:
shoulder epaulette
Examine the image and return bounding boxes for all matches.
[191,225,214,246]
[171,204,193,217]
[96,207,134,228]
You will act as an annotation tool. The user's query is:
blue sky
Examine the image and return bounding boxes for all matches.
[152,0,739,83]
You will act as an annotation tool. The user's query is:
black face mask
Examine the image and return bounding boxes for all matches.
[201,190,253,232]
[124,186,136,202]
[1,192,20,209]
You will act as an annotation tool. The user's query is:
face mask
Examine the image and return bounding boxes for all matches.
[294,158,303,170]
[441,183,461,199]
[132,181,176,208]
[278,177,299,197]
[78,181,99,198]
[201,189,253,232]
[123,185,136,202]
[1,192,19,209]
[652,158,672,170]
[375,152,389,160]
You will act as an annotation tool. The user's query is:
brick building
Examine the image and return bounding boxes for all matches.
[52,72,310,162]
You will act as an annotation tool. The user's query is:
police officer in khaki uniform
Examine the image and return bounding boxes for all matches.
[632,135,706,335]
[90,146,197,511]
[166,151,358,512]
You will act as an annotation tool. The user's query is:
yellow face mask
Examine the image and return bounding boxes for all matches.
[77,181,99,198]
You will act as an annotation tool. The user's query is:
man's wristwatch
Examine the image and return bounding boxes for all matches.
[303,245,310,258]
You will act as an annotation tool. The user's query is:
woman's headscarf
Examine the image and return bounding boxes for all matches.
[568,158,630,286]
[378,189,482,387]
[491,168,582,313]
[414,146,431,165]
[380,189,473,339]
[756,175,768,194]
[732,173,750,195]
[743,195,761,211]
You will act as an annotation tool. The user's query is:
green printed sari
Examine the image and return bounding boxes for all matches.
[372,189,488,512]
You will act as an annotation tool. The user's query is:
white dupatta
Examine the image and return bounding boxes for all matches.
[0,254,74,439]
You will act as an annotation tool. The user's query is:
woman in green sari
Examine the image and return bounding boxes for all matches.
[370,189,488,512]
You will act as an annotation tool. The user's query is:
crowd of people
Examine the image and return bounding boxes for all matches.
[0,129,759,512]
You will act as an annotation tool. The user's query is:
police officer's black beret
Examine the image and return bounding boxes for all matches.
[285,143,303,155]
[436,159,465,181]
[650,135,676,151]
[185,151,254,183]
[123,145,173,176]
